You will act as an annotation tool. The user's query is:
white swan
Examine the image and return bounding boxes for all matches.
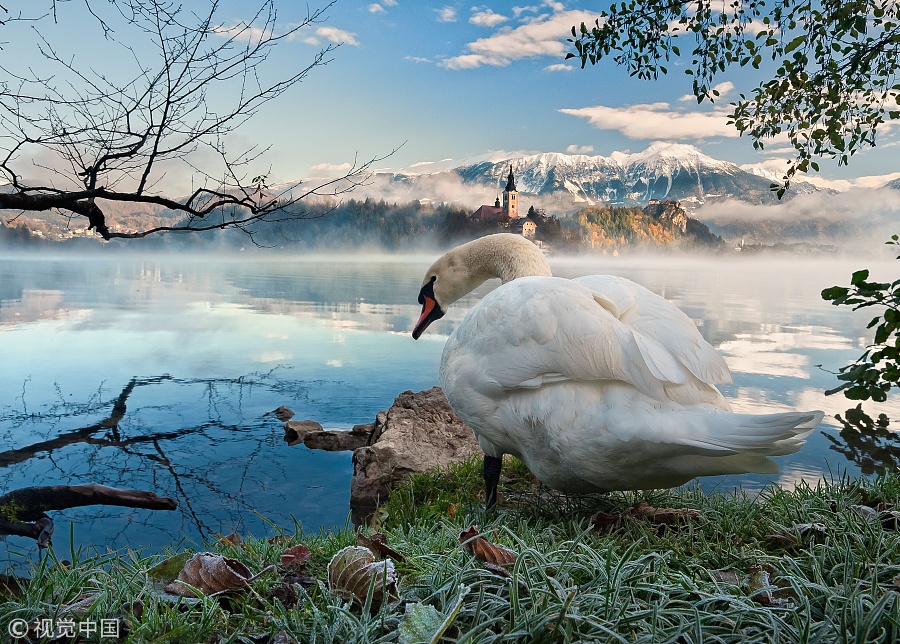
[412,233,823,506]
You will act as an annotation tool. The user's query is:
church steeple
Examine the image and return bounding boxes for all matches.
[502,165,519,219]
[505,165,516,192]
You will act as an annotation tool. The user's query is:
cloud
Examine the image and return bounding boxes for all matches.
[679,81,735,102]
[310,162,353,173]
[437,6,457,22]
[545,63,573,72]
[513,5,539,17]
[302,26,359,46]
[440,10,601,69]
[383,0,398,5]
[470,9,508,27]
[368,4,385,13]
[406,55,432,64]
[696,187,900,225]
[559,102,736,140]
[741,159,900,191]
[566,144,594,154]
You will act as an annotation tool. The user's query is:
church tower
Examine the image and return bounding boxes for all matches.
[502,165,518,219]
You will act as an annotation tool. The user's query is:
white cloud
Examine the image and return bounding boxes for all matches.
[383,0,398,5]
[302,26,359,46]
[441,10,601,69]
[437,6,457,22]
[212,25,268,43]
[679,81,736,102]
[368,4,385,13]
[559,102,737,140]
[310,162,353,173]
[470,9,508,27]
[696,187,900,224]
[406,55,432,63]
[566,144,594,154]
[512,5,539,18]
[545,63,573,72]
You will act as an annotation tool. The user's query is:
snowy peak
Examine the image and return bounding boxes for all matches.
[375,142,820,210]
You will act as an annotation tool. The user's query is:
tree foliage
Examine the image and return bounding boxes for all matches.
[568,1,900,195]
[0,0,372,240]
[822,237,900,402]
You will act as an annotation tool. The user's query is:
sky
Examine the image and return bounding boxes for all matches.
[6,0,900,193]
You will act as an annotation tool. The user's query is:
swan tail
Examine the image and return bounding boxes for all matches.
[679,410,824,457]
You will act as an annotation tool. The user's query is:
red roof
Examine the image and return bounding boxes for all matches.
[472,205,504,220]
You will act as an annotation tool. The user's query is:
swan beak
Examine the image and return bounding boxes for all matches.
[413,295,444,339]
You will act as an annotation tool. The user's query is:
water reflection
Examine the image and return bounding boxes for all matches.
[828,405,900,475]
[2,252,900,568]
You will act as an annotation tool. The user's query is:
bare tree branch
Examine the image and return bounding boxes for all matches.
[0,0,376,240]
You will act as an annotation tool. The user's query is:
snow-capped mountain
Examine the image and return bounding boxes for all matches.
[378,142,821,209]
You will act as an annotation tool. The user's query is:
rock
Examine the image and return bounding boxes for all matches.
[283,420,323,446]
[272,406,295,422]
[304,430,369,452]
[350,387,481,525]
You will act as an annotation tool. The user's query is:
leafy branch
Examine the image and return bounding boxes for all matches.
[822,236,900,401]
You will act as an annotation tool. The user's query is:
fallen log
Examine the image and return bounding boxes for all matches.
[0,483,177,547]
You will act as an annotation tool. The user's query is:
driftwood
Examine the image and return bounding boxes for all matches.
[0,483,177,547]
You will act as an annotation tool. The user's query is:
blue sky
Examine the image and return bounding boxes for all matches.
[252,0,900,190]
[8,1,900,192]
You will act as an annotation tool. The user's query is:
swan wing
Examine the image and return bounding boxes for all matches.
[574,274,732,385]
[441,276,684,399]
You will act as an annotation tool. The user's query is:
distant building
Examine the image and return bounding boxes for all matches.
[509,217,536,239]
[471,165,536,235]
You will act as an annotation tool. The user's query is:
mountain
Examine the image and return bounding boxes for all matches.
[374,142,822,211]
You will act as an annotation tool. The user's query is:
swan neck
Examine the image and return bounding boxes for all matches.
[464,235,552,285]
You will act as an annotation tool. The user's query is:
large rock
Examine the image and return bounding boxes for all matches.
[350,387,481,525]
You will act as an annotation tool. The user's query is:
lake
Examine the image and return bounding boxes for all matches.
[1,249,899,570]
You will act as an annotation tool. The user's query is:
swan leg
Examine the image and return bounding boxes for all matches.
[483,455,502,508]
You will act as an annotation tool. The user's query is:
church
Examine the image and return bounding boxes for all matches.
[470,166,536,239]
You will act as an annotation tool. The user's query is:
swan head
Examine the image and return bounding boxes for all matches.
[412,233,551,339]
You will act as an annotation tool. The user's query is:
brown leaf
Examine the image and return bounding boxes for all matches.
[483,562,513,578]
[710,569,742,585]
[281,544,313,568]
[356,533,405,563]
[268,535,294,546]
[745,565,798,608]
[589,510,622,534]
[459,526,516,567]
[630,502,701,524]
[218,532,242,547]
[164,552,255,597]
[327,545,397,607]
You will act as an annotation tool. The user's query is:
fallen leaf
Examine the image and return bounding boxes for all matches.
[268,535,294,546]
[356,533,405,563]
[447,503,459,517]
[327,545,398,607]
[849,505,878,520]
[164,552,260,597]
[147,552,192,585]
[710,569,742,585]
[745,565,797,608]
[630,501,702,525]
[459,526,516,567]
[589,510,622,534]
[218,532,243,547]
[280,544,312,568]
[590,503,699,534]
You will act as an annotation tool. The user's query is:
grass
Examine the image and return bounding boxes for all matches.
[2,459,900,642]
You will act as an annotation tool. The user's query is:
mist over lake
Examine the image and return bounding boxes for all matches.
[1,249,898,571]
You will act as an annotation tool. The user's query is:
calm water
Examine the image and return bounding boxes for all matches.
[1,250,898,570]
